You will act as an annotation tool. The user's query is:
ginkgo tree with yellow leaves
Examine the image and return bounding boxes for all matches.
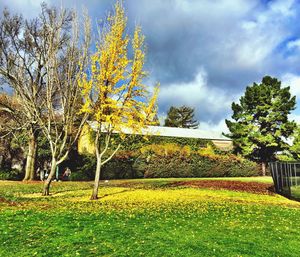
[79,1,159,200]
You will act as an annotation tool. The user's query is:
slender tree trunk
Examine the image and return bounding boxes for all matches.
[0,155,3,169]
[91,155,101,200]
[42,158,57,196]
[23,130,38,181]
[261,162,266,176]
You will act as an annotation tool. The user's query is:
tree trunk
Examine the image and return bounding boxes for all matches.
[42,158,56,196]
[23,130,38,181]
[261,162,266,176]
[0,155,3,169]
[91,156,101,200]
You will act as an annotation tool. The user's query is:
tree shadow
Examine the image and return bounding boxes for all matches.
[267,185,275,194]
[99,189,134,199]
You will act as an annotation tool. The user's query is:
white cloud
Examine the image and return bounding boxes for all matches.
[290,114,300,123]
[281,73,300,97]
[287,39,300,50]
[199,119,229,134]
[1,0,44,18]
[269,0,296,16]
[158,68,238,125]
[230,0,295,69]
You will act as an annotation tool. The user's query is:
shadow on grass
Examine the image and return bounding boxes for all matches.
[99,189,134,199]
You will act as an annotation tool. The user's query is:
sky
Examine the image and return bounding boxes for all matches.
[1,0,300,132]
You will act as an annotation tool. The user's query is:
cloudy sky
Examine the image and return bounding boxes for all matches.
[1,0,300,132]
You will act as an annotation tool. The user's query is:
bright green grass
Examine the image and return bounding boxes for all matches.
[291,186,300,199]
[0,178,300,257]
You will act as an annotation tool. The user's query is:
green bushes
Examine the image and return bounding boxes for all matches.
[68,151,143,180]
[137,144,260,178]
[0,169,23,180]
[69,171,91,181]
[73,143,260,180]
[102,151,143,179]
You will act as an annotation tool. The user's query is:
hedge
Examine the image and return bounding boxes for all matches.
[73,143,260,180]
[0,169,24,180]
[136,144,260,178]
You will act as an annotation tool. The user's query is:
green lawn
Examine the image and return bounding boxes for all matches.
[0,177,300,256]
[291,186,300,199]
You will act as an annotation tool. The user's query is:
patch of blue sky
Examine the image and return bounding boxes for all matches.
[273,36,300,58]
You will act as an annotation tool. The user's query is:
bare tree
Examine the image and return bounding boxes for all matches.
[35,7,91,195]
[0,8,48,180]
[0,5,90,188]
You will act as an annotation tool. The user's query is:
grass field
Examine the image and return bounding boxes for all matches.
[291,186,300,199]
[0,177,300,256]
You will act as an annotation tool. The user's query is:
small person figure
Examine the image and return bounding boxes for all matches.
[36,167,41,180]
[40,168,45,181]
[41,161,48,181]
[63,167,71,180]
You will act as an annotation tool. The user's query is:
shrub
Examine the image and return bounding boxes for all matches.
[0,169,24,180]
[137,143,260,178]
[70,154,96,181]
[73,151,142,180]
[102,150,143,179]
[191,154,260,177]
[69,171,91,181]
[73,143,260,180]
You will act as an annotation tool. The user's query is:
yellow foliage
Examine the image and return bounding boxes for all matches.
[78,124,95,155]
[198,144,216,157]
[78,1,159,139]
[140,143,191,158]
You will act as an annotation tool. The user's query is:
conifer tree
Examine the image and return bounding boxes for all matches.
[164,105,199,129]
[225,76,296,175]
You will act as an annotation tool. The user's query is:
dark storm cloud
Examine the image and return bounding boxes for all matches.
[126,0,258,86]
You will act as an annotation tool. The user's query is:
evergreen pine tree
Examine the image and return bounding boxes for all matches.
[164,106,180,127]
[164,105,199,129]
[225,76,296,175]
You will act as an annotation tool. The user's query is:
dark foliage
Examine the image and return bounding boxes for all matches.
[70,143,260,180]
[164,105,199,128]
[138,152,260,178]
[225,76,296,165]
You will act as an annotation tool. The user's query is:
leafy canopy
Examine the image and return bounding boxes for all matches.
[79,2,159,135]
[225,76,296,163]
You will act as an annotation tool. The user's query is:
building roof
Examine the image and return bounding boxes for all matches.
[88,121,231,141]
